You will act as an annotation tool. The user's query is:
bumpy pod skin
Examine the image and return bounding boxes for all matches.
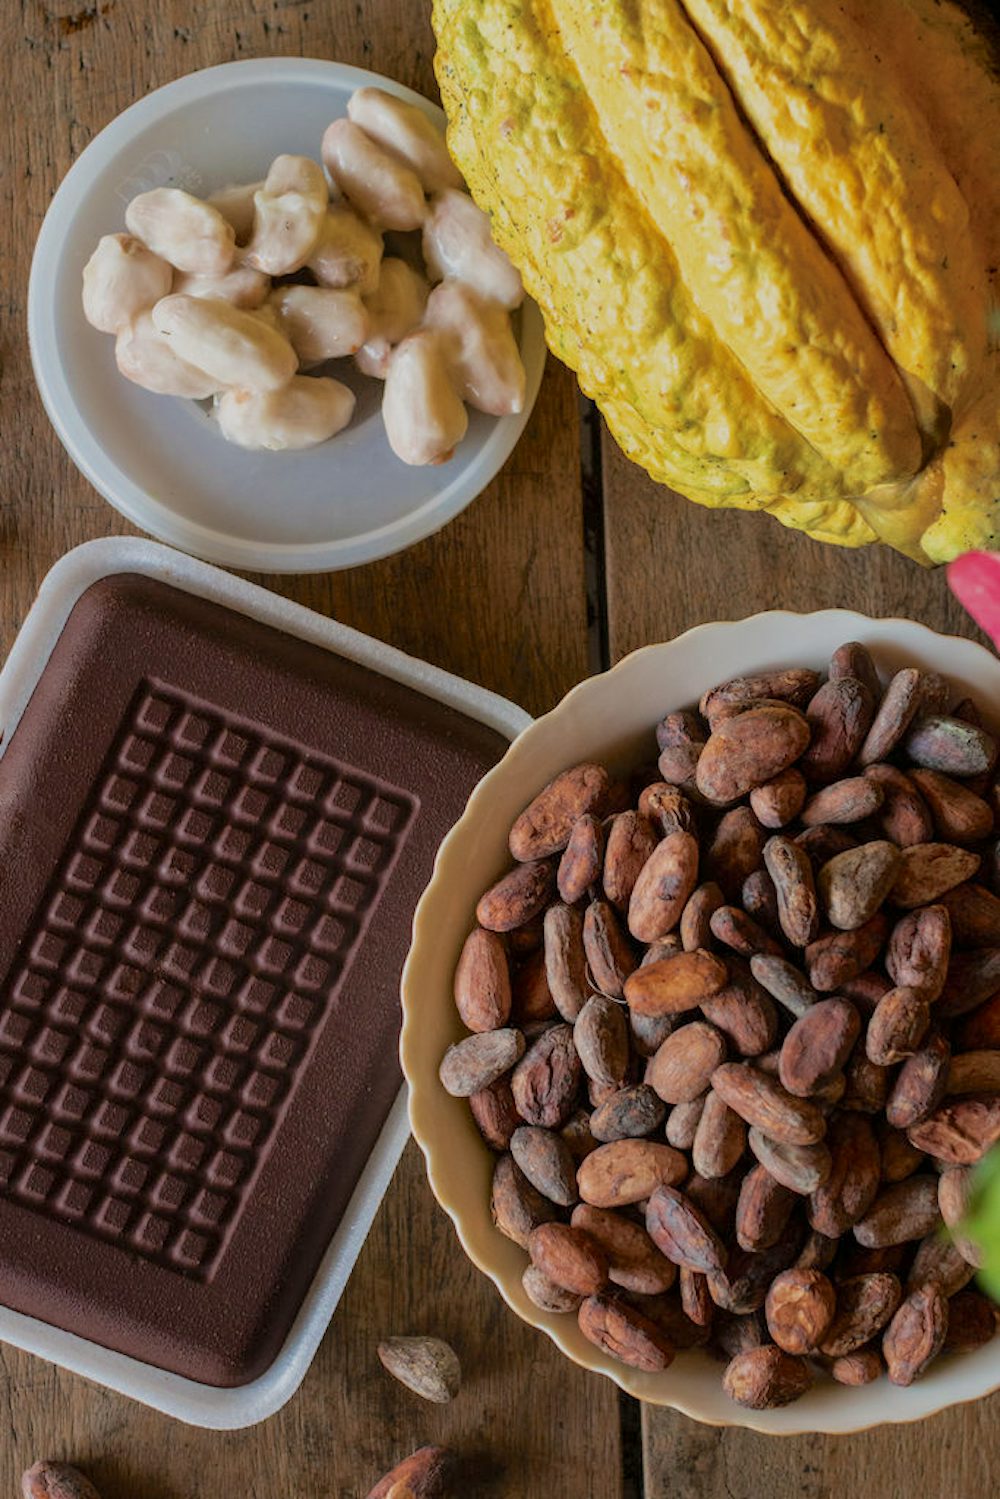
[432,0,1000,561]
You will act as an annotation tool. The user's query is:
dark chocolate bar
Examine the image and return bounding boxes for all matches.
[0,574,506,1385]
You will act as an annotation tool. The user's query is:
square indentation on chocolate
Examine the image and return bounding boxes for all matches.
[272,897,310,937]
[289,857,327,898]
[0,1106,33,1145]
[183,998,222,1038]
[241,1069,282,1111]
[269,804,307,842]
[178,901,214,943]
[157,752,194,791]
[128,1019,167,1067]
[325,780,364,819]
[235,977,275,1016]
[203,1055,242,1095]
[89,998,127,1041]
[138,790,176,830]
[168,1132,206,1173]
[310,913,352,954]
[223,1108,263,1149]
[286,763,325,803]
[57,1179,93,1218]
[100,775,139,815]
[0,1011,32,1050]
[346,835,385,876]
[196,863,236,905]
[234,880,272,921]
[365,795,408,836]
[113,1156,149,1195]
[91,1099,130,1140]
[36,1123,73,1162]
[74,1140,112,1179]
[14,1066,52,1108]
[119,733,156,774]
[18,1163,56,1203]
[173,1227,212,1271]
[47,892,86,931]
[123,831,160,871]
[306,820,344,859]
[174,712,211,751]
[193,768,231,808]
[84,909,123,949]
[293,954,330,993]
[130,1117,166,1156]
[140,885,178,924]
[328,874,369,914]
[13,971,53,1011]
[70,1042,109,1084]
[218,919,254,959]
[133,1211,170,1254]
[221,1015,258,1055]
[104,870,142,909]
[189,1187,229,1230]
[165,1037,203,1078]
[94,1196,132,1235]
[213,728,250,768]
[176,807,215,847]
[256,936,292,976]
[200,959,237,1000]
[150,1171,188,1211]
[144,981,183,1023]
[159,848,197,887]
[214,825,252,864]
[51,1082,90,1123]
[186,1095,224,1134]
[109,1059,147,1101]
[65,852,104,891]
[249,747,286,785]
[257,1032,299,1073]
[122,925,161,965]
[50,988,87,1027]
[31,1027,72,1068]
[205,1148,246,1190]
[67,948,105,987]
[231,785,269,826]
[275,993,315,1031]
[161,942,198,981]
[107,965,144,1003]
[252,842,290,882]
[83,813,121,852]
[30,932,67,971]
[136,692,174,736]
[146,1077,184,1117]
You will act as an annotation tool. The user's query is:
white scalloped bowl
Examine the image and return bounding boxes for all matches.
[401,609,1000,1435]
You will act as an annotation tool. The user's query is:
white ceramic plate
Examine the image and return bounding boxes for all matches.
[27,58,546,573]
[401,610,1000,1434]
[0,537,529,1427]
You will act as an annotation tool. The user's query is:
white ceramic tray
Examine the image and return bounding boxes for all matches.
[0,536,530,1427]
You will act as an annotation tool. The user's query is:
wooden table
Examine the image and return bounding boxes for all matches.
[1,2,996,1495]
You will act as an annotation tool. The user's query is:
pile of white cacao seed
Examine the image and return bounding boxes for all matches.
[81,87,525,458]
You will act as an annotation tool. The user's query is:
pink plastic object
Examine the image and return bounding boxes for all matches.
[948,552,1000,652]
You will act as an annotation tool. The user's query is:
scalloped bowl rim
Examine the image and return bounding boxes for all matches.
[401,608,1000,1435]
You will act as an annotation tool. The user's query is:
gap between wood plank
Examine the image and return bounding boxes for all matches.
[580,396,646,1498]
[580,395,611,678]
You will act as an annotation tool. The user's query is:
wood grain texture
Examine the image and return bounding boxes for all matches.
[0,3,623,1497]
[603,443,998,1495]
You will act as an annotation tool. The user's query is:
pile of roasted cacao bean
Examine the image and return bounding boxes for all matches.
[439,643,1000,1408]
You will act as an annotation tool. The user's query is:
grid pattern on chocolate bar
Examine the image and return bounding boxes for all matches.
[0,681,415,1280]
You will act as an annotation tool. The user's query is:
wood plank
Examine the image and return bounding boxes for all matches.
[602,442,997,1495]
[0,2,624,1495]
